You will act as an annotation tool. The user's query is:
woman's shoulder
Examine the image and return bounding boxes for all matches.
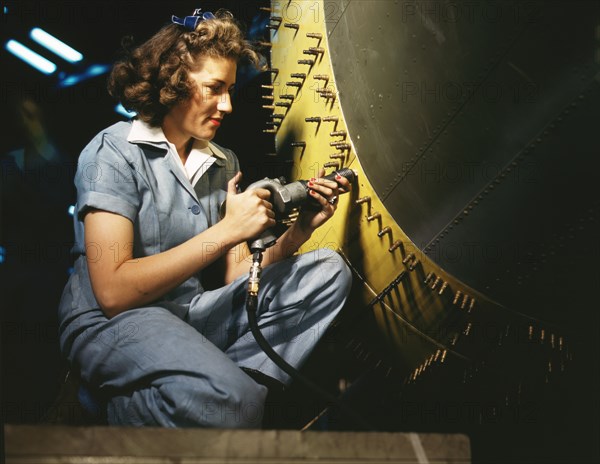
[79,121,137,161]
[88,121,133,147]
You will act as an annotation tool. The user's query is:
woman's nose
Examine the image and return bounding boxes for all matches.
[217,92,233,114]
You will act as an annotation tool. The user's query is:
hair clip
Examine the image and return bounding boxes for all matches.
[172,9,216,31]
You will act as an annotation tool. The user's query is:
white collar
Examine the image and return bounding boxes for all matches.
[126,119,225,160]
[127,119,222,185]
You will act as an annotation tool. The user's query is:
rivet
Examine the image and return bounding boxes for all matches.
[453,290,462,305]
[313,74,330,81]
[330,141,348,148]
[468,298,476,313]
[438,281,448,295]
[460,294,470,310]
[367,212,381,222]
[306,32,323,39]
[323,161,339,168]
[298,59,315,66]
[275,102,291,107]
[331,143,351,150]
[280,94,295,100]
[290,73,306,79]
[330,130,347,137]
[463,322,472,336]
[402,253,415,265]
[322,116,339,122]
[355,196,371,205]
[263,128,277,133]
[329,153,345,160]
[290,141,306,148]
[261,105,275,110]
[389,241,402,252]
[262,95,274,101]
[305,116,321,123]
[317,89,336,98]
[261,84,274,90]
[408,260,419,271]
[377,226,391,237]
[285,81,302,88]
[424,272,434,284]
[431,276,441,290]
[284,23,299,29]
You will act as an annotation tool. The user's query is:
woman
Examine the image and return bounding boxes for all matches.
[58,9,351,428]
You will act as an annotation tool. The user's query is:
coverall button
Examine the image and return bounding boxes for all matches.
[191,205,201,215]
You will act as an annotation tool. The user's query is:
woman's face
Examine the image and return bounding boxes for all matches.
[163,56,236,148]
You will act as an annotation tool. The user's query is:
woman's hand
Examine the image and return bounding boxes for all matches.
[222,172,277,243]
[295,169,351,233]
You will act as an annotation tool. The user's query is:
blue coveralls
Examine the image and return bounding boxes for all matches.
[57,120,352,428]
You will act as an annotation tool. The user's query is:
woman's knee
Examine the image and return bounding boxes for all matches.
[191,376,267,428]
[302,248,352,297]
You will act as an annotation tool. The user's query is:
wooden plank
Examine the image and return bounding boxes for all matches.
[5,425,471,463]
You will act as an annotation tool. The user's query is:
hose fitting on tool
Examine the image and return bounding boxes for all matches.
[247,251,263,297]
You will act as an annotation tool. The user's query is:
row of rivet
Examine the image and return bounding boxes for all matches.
[425,89,589,254]
[260,25,327,133]
[406,349,448,384]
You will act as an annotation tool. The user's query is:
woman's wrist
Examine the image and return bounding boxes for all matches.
[289,219,314,244]
[212,217,245,248]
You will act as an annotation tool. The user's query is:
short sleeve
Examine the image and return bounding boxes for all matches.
[74,133,140,223]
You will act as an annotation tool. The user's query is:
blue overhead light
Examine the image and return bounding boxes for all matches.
[30,27,83,63]
[5,39,57,74]
[87,64,110,76]
[115,103,137,119]
[58,63,111,88]
[67,205,75,217]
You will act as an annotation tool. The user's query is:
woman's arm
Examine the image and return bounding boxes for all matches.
[85,173,275,318]
[220,171,350,283]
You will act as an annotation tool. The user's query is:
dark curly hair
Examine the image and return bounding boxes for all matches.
[107,10,260,127]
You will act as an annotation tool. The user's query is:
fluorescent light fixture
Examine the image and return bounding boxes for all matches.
[30,27,83,63]
[87,64,110,76]
[67,205,76,216]
[0,245,5,264]
[115,103,137,119]
[58,63,111,88]
[5,39,57,74]
[60,75,81,87]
